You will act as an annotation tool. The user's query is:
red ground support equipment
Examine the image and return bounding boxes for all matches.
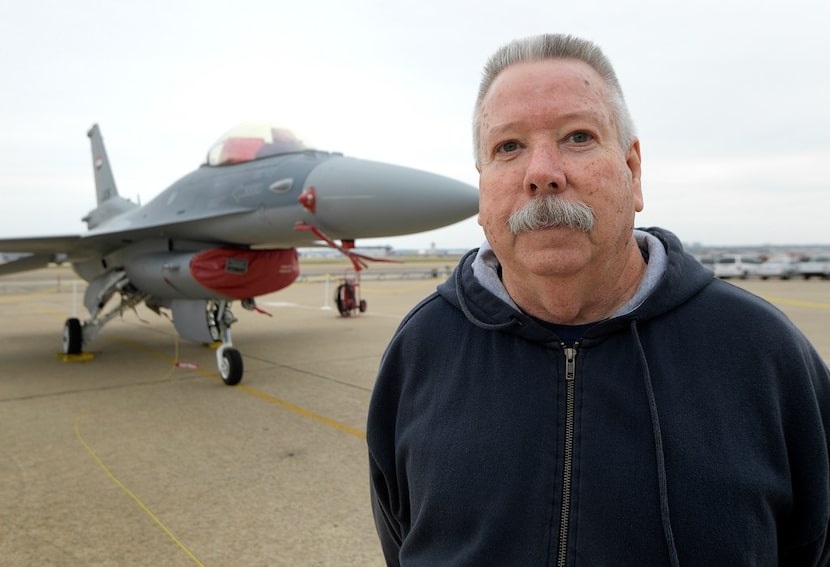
[334,270,367,317]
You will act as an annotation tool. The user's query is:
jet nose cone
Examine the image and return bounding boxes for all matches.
[302,156,478,238]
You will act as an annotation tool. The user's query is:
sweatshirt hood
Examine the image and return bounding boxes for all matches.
[436,226,714,342]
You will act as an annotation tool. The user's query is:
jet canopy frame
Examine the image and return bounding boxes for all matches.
[205,121,309,166]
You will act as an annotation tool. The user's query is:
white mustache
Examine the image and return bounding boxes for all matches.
[507,194,595,235]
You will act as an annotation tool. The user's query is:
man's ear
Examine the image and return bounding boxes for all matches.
[627,139,643,212]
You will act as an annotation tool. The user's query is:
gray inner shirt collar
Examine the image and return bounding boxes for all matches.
[471,229,668,321]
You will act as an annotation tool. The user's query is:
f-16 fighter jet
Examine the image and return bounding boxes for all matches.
[0,122,479,384]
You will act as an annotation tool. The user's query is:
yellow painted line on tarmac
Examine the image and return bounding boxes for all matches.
[234,384,366,440]
[75,390,205,567]
[71,342,204,566]
[107,335,367,440]
[0,287,59,302]
[26,305,369,440]
[33,305,73,318]
[22,309,368,443]
[761,296,830,310]
[75,331,367,566]
[23,302,363,562]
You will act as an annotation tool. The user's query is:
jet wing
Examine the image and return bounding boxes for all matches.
[0,235,82,254]
[0,235,84,276]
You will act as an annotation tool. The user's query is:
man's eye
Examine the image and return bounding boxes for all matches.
[497,141,519,153]
[569,132,593,143]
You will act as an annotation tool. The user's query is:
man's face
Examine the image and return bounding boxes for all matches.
[476,59,643,279]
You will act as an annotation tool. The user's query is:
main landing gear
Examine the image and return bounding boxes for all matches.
[60,269,248,386]
[62,299,246,386]
[62,317,83,355]
[60,270,147,360]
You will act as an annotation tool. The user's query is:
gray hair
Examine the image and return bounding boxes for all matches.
[473,34,636,166]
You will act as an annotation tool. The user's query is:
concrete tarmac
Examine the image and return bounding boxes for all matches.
[1,263,828,566]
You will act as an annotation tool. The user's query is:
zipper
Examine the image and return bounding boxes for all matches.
[557,343,578,567]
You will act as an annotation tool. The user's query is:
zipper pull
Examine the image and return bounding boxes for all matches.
[563,343,578,381]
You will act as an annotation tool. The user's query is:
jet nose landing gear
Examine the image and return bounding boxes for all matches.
[217,344,243,386]
[207,300,244,386]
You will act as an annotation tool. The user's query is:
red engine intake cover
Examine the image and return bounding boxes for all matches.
[190,248,299,299]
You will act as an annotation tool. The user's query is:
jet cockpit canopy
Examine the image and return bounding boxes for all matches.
[206,122,309,166]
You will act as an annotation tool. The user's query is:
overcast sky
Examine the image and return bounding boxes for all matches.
[1,0,827,251]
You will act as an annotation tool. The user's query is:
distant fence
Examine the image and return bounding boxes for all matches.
[297,266,453,283]
[0,267,454,293]
[0,275,77,293]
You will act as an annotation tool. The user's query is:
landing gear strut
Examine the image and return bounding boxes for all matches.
[208,300,243,386]
[61,270,148,358]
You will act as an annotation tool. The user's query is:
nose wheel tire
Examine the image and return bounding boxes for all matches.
[63,318,83,355]
[219,347,243,386]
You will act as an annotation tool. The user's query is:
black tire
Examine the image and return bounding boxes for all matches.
[63,318,83,355]
[219,348,244,386]
[335,283,354,316]
[359,299,367,313]
[335,294,350,316]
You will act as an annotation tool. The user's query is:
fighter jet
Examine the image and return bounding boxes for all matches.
[0,123,479,385]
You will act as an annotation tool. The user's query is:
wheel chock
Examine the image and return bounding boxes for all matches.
[56,352,95,362]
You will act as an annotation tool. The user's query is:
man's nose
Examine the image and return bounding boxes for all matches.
[524,143,566,194]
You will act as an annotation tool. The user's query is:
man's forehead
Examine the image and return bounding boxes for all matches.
[484,59,607,104]
[480,60,612,129]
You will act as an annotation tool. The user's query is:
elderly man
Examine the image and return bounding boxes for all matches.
[367,34,830,566]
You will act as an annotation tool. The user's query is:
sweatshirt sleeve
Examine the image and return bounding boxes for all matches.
[367,327,411,567]
[369,452,403,566]
[781,345,830,565]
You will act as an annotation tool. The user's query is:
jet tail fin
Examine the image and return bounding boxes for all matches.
[88,123,119,205]
[83,124,138,230]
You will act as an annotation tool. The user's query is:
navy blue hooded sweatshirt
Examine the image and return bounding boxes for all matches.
[367,227,830,566]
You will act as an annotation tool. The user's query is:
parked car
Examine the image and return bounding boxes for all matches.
[714,254,763,279]
[697,256,715,270]
[758,256,798,280]
[797,254,830,279]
